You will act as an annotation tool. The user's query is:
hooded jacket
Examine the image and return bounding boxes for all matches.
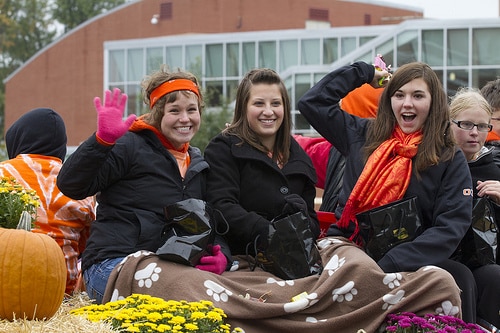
[0,108,95,294]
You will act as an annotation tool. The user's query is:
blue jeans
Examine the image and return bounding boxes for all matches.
[83,257,124,304]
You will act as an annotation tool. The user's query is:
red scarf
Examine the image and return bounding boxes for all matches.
[338,126,422,245]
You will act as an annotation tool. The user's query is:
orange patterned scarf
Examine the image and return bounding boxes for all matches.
[338,126,422,245]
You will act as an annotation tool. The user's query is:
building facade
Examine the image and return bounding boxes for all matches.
[4,0,423,146]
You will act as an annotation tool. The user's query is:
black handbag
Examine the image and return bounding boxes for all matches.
[453,197,498,269]
[156,198,227,266]
[254,211,323,280]
[356,196,422,261]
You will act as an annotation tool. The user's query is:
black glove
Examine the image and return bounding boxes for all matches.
[255,223,272,253]
[282,194,308,216]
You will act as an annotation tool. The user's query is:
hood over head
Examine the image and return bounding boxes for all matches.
[5,108,67,160]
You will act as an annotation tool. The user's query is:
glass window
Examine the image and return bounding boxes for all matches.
[472,69,500,90]
[206,44,223,78]
[126,83,144,117]
[447,69,468,96]
[205,80,223,107]
[280,40,298,71]
[422,30,444,66]
[472,28,500,66]
[397,30,418,66]
[341,37,356,57]
[323,38,338,64]
[146,47,163,75]
[242,42,255,74]
[225,80,239,104]
[109,50,125,83]
[301,39,320,65]
[314,73,327,85]
[186,45,202,78]
[258,41,276,70]
[358,51,373,64]
[360,36,376,46]
[226,43,239,77]
[166,46,183,70]
[447,29,468,66]
[375,39,394,69]
[294,73,312,110]
[127,49,144,82]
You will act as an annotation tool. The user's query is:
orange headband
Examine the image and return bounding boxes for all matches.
[149,79,200,109]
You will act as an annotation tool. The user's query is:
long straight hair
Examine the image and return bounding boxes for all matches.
[224,68,292,164]
[364,62,455,173]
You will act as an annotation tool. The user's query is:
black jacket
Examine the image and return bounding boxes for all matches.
[57,131,216,271]
[204,133,319,255]
[298,61,473,273]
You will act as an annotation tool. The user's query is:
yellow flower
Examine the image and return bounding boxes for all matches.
[0,177,40,229]
[70,294,244,333]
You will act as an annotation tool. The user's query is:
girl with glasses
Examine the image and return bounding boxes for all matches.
[449,87,500,330]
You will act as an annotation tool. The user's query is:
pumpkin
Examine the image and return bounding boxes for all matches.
[0,212,66,321]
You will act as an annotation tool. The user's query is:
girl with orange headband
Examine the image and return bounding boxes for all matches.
[57,66,231,304]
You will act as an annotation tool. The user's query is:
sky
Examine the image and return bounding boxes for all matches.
[380,0,499,19]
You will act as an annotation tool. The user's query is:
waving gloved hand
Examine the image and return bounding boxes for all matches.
[282,193,309,216]
[195,245,227,275]
[95,88,137,144]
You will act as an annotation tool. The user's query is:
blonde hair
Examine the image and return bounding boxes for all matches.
[450,87,493,119]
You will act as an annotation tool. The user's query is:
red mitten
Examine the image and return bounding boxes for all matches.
[195,245,227,275]
[95,88,137,144]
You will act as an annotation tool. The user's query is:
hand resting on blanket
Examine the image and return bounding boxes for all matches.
[195,244,227,275]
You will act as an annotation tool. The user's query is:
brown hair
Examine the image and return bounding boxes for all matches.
[364,62,455,173]
[224,68,292,164]
[141,65,204,129]
[480,78,500,112]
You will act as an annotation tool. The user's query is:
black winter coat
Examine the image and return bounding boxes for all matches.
[298,61,474,273]
[204,133,319,255]
[57,132,212,271]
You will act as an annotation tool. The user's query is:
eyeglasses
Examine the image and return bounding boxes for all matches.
[451,120,492,132]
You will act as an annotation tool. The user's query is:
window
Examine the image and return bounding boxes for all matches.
[127,49,144,82]
[422,30,444,66]
[323,38,338,64]
[109,50,125,83]
[166,46,183,70]
[309,8,329,21]
[258,41,276,70]
[160,2,173,20]
[447,29,468,66]
[472,28,500,66]
[205,80,223,107]
[242,42,255,74]
[146,47,164,75]
[341,37,356,57]
[301,39,320,65]
[280,40,298,71]
[397,30,418,65]
[226,43,239,77]
[447,69,468,96]
[206,44,223,77]
[186,45,202,78]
